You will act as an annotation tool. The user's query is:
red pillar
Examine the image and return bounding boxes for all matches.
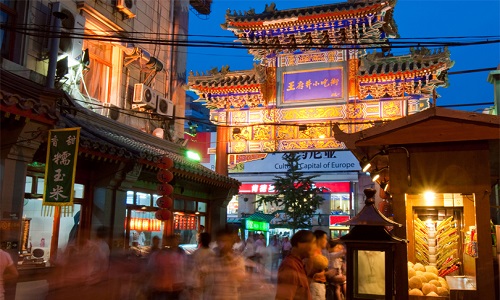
[215,126,228,176]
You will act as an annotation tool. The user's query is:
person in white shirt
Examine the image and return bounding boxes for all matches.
[0,249,18,300]
[204,229,246,300]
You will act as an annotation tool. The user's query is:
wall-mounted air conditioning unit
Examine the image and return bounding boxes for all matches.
[156,96,174,117]
[58,6,86,64]
[133,84,157,110]
[100,103,122,121]
[116,0,137,18]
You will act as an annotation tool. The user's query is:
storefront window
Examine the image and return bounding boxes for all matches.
[330,193,350,213]
[227,198,238,215]
[25,176,33,193]
[185,200,196,212]
[74,184,84,198]
[126,191,134,204]
[36,178,44,194]
[174,199,184,210]
[407,192,474,282]
[127,209,163,248]
[198,202,207,213]
[152,194,160,207]
[136,192,151,206]
[174,213,199,244]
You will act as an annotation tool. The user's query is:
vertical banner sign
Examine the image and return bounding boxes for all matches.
[43,128,80,210]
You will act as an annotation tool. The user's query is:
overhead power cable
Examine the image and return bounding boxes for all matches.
[3,24,500,50]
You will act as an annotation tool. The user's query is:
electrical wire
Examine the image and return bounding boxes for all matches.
[2,24,499,50]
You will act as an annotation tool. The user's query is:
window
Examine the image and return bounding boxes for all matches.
[197,202,207,213]
[0,1,16,61]
[81,38,112,102]
[331,193,350,213]
[25,176,33,193]
[136,192,151,206]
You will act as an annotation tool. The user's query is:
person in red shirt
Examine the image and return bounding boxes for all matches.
[275,230,316,300]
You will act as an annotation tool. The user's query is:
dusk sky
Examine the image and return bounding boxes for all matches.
[187,0,500,112]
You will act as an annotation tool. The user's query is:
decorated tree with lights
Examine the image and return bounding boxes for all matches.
[256,152,324,232]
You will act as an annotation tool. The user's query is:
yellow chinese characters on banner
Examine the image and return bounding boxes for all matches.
[43,128,80,210]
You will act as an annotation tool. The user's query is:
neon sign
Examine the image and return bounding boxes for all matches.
[245,219,269,231]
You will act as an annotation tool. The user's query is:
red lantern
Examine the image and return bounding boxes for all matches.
[157,183,174,195]
[155,209,172,221]
[157,169,174,183]
[158,156,174,169]
[156,196,173,209]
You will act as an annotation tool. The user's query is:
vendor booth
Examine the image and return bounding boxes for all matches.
[334,107,499,299]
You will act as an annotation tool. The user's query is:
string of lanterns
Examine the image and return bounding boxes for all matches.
[155,155,174,221]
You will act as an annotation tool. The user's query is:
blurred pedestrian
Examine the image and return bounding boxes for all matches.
[146,235,186,300]
[205,229,246,300]
[275,230,316,300]
[0,249,18,300]
[325,240,346,300]
[306,230,329,300]
[232,235,245,254]
[188,232,214,300]
[150,236,161,254]
[83,226,111,298]
[269,235,282,270]
[281,236,292,259]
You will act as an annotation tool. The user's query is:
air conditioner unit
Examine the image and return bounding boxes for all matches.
[133,84,157,109]
[116,0,137,18]
[156,96,174,117]
[100,103,121,121]
[58,6,86,64]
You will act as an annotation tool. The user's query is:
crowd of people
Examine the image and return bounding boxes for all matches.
[2,227,347,300]
[142,229,346,300]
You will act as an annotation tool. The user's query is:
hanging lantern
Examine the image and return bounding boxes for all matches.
[156,196,173,209]
[157,182,174,195]
[155,209,172,221]
[158,156,174,169]
[157,169,174,183]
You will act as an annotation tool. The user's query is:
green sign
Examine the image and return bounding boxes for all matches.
[43,128,80,206]
[245,219,269,232]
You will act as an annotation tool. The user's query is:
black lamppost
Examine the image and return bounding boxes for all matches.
[340,188,407,300]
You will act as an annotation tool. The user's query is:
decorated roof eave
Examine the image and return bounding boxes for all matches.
[188,66,266,97]
[223,0,396,31]
[0,70,60,124]
[333,107,500,158]
[358,62,451,81]
[358,48,454,80]
[61,109,240,189]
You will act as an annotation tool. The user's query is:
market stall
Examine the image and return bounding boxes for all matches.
[334,107,499,299]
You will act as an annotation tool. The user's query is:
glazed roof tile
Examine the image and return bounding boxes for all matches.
[359,47,453,77]
[61,111,240,188]
[225,0,394,24]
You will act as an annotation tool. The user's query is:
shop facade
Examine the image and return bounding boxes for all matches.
[226,150,359,238]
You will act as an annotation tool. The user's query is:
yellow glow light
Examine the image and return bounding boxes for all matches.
[424,191,436,202]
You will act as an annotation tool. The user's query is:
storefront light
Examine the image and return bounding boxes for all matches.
[128,217,162,231]
[424,191,436,203]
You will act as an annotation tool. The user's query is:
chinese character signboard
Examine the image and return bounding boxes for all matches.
[282,67,344,103]
[43,128,80,207]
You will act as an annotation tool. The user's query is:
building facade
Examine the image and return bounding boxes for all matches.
[0,0,239,284]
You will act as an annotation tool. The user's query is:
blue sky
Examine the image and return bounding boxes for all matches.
[187,0,500,111]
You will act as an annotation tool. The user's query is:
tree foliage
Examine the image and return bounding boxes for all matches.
[255,152,324,231]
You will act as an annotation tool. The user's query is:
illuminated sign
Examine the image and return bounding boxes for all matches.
[282,67,344,103]
[329,215,350,226]
[245,219,269,231]
[239,182,350,194]
[230,150,360,174]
